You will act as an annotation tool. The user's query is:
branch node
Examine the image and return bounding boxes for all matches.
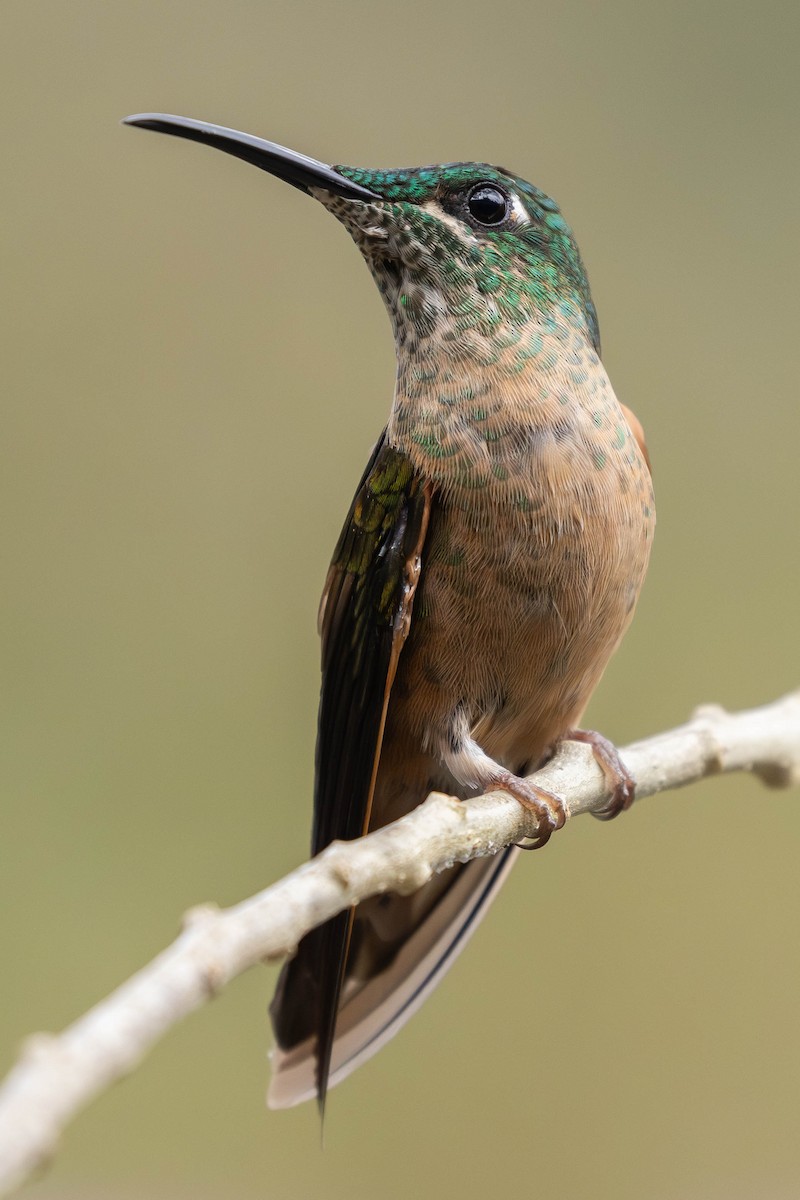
[201,963,227,998]
[181,902,221,931]
[690,705,728,774]
[691,702,728,722]
[753,760,800,789]
[392,862,433,895]
[420,791,464,817]
[325,846,355,892]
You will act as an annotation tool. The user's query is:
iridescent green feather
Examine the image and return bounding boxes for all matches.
[335,160,599,351]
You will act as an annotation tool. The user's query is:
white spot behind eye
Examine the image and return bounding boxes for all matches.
[507,193,528,225]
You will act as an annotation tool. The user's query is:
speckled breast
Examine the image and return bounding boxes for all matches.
[387,372,655,777]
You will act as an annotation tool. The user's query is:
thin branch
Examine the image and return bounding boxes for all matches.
[1,691,799,1195]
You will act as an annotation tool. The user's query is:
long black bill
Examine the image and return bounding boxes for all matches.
[123,113,380,202]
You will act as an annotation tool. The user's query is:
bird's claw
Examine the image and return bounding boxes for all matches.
[566,728,636,820]
[489,770,566,850]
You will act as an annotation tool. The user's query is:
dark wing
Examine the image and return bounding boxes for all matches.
[270,429,431,1112]
[313,431,430,853]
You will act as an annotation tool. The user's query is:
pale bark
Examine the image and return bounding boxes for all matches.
[0,691,798,1196]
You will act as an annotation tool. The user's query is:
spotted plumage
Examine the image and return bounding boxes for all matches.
[125,114,655,1114]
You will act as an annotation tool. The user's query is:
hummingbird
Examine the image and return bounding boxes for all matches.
[124,113,655,1113]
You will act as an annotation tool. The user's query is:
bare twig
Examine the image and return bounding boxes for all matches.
[1,691,799,1196]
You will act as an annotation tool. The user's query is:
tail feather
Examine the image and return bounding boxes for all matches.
[268,846,518,1109]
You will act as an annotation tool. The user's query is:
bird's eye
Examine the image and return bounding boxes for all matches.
[466,183,510,226]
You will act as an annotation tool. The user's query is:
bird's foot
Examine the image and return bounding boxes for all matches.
[487,770,566,850]
[565,729,635,820]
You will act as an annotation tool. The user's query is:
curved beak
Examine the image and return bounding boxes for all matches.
[123,113,381,203]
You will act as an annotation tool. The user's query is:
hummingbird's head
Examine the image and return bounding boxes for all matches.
[324,160,599,357]
[123,115,599,363]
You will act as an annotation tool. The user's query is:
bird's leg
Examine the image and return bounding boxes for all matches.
[442,725,566,850]
[565,728,635,820]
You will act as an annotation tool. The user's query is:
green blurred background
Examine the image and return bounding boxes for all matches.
[2,1,799,1196]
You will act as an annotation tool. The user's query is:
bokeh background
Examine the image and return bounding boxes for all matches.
[2,1,799,1197]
